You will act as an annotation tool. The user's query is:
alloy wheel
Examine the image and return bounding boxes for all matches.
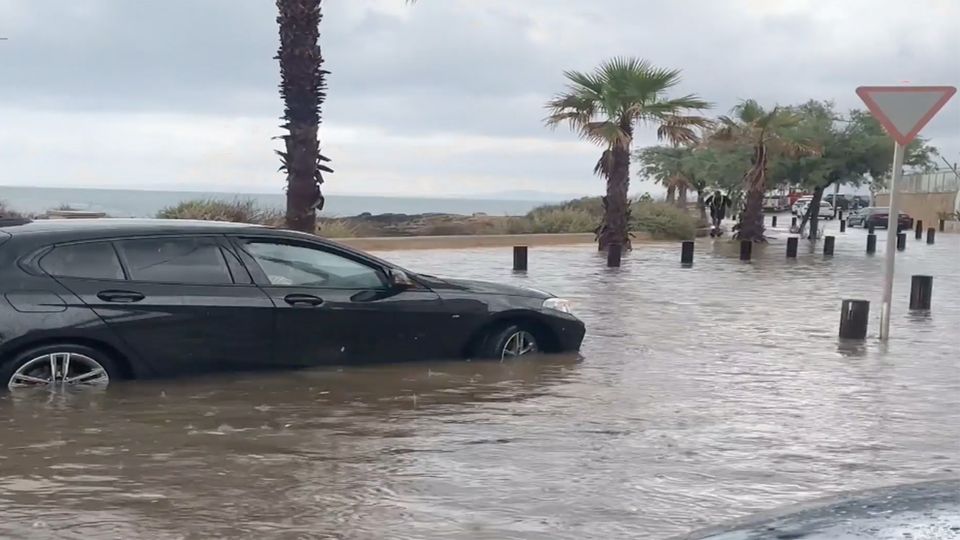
[8,352,110,390]
[500,331,538,360]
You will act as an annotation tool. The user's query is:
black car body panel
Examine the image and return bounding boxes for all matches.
[0,220,585,381]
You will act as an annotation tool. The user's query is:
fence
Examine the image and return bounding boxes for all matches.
[876,169,960,194]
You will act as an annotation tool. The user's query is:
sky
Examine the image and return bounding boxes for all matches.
[1,0,958,200]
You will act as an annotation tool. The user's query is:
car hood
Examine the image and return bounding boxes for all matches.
[418,275,553,299]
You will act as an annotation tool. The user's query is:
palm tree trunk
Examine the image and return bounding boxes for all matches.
[600,144,631,251]
[666,185,676,203]
[736,143,768,242]
[277,0,331,233]
[677,186,688,208]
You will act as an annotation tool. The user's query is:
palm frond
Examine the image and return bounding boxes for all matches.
[582,121,630,147]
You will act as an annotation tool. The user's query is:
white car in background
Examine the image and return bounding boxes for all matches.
[794,199,835,219]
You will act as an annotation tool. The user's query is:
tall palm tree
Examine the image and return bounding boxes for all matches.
[276,0,332,233]
[545,57,710,250]
[714,100,818,242]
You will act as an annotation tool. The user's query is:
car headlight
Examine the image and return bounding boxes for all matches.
[542,297,572,314]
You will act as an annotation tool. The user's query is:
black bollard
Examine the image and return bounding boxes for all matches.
[823,235,835,256]
[839,219,846,233]
[791,216,797,229]
[739,240,752,261]
[909,275,933,310]
[680,241,694,266]
[915,220,923,240]
[926,228,935,244]
[839,299,870,340]
[512,245,528,271]
[868,223,876,234]
[838,209,843,220]
[866,234,877,254]
[897,232,906,251]
[786,237,798,258]
[607,243,622,268]
[939,219,945,232]
[771,215,778,228]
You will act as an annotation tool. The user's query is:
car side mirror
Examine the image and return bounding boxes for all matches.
[388,269,415,290]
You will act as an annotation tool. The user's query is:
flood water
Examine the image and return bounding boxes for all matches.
[1,224,958,539]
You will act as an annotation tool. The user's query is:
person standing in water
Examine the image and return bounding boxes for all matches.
[704,190,732,237]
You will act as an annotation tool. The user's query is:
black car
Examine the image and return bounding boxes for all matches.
[846,207,914,229]
[0,219,585,390]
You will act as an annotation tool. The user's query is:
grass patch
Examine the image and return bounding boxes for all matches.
[157,199,284,226]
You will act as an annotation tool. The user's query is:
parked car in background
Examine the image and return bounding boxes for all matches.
[792,199,834,220]
[0,219,586,391]
[792,196,813,216]
[846,207,914,229]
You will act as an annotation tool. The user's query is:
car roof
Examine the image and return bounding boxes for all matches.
[0,218,260,233]
[0,218,283,243]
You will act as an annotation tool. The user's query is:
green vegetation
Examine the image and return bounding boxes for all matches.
[157,199,284,225]
[634,99,939,242]
[151,197,696,240]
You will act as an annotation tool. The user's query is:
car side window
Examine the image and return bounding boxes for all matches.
[115,237,233,285]
[242,241,385,289]
[40,242,125,280]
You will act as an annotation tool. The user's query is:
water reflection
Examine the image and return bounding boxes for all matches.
[1,227,958,539]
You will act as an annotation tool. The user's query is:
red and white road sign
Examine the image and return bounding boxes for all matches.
[856,86,956,146]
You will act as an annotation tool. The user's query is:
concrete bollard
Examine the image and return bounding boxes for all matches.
[897,232,906,251]
[607,243,622,267]
[786,237,798,258]
[823,236,835,256]
[915,220,923,240]
[771,215,777,228]
[680,241,694,266]
[739,240,752,261]
[513,246,528,271]
[927,228,936,244]
[840,219,846,233]
[839,299,870,340]
[866,234,877,254]
[868,223,876,235]
[791,216,797,229]
[939,219,946,232]
[909,275,933,311]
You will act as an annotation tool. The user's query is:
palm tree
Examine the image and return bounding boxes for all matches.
[714,100,818,242]
[545,57,710,250]
[275,0,332,232]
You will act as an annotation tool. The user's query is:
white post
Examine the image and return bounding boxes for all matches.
[880,142,905,341]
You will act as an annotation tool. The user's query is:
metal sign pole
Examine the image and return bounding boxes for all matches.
[879,141,905,341]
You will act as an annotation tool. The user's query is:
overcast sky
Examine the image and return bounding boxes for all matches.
[1,0,958,199]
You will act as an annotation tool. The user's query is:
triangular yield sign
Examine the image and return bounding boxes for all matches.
[856,86,956,146]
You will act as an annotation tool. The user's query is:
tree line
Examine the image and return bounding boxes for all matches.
[274,3,937,248]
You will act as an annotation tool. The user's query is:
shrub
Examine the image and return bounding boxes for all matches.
[0,200,27,219]
[316,219,357,238]
[631,201,697,240]
[157,199,283,225]
[527,208,596,233]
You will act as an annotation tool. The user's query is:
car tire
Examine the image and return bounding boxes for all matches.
[1,344,119,391]
[476,323,541,361]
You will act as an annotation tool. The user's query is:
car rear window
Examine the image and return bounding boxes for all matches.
[115,237,232,284]
[41,242,125,280]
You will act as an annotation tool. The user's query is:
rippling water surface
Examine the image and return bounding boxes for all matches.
[1,225,958,539]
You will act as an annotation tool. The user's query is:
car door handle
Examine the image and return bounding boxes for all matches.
[284,293,324,307]
[97,290,145,303]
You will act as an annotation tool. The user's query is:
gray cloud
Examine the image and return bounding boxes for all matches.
[1,0,958,197]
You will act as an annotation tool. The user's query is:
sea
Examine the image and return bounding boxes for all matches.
[0,186,552,218]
